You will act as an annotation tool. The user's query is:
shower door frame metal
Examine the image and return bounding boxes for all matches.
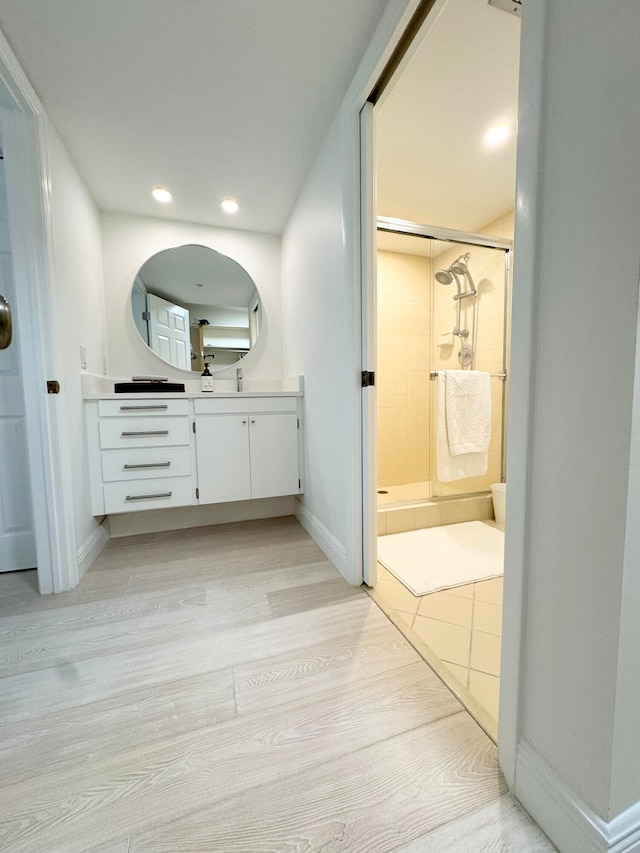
[376,216,513,493]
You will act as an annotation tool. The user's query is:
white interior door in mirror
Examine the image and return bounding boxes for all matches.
[147,293,190,370]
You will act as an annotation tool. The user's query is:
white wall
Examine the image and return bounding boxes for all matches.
[281,0,419,582]
[100,212,283,385]
[502,1,640,848]
[282,115,351,573]
[46,121,107,567]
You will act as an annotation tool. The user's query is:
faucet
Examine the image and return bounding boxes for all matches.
[236,367,243,392]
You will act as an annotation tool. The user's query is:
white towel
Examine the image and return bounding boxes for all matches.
[445,369,491,455]
[436,370,490,482]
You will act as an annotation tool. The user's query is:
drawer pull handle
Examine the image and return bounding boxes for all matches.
[121,430,170,437]
[123,462,171,470]
[125,491,173,502]
[119,405,169,411]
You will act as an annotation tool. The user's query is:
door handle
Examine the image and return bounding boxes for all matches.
[0,294,12,350]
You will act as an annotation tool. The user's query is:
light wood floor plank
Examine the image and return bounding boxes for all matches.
[0,571,38,598]
[397,795,556,851]
[129,712,504,853]
[205,559,339,597]
[0,576,129,616]
[120,539,326,594]
[0,584,206,636]
[85,840,131,853]
[0,664,464,853]
[0,668,236,786]
[0,587,272,678]
[234,622,426,715]
[0,596,385,723]
[267,576,363,618]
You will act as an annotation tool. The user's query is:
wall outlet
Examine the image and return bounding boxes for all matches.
[102,353,108,375]
[79,345,87,370]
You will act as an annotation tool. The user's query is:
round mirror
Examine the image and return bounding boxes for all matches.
[130,244,262,372]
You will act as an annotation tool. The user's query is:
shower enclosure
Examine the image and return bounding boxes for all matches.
[376,217,511,507]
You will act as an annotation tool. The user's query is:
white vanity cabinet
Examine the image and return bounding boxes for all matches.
[194,397,301,504]
[85,393,303,516]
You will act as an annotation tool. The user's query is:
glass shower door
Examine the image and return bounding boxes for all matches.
[429,240,508,499]
[375,230,434,507]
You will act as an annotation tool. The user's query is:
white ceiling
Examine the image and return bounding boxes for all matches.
[376,0,521,234]
[0,0,520,239]
[0,0,389,234]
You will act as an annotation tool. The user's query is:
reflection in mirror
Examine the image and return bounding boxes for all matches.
[131,244,262,372]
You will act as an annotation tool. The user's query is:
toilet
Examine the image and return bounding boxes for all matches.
[491,482,506,526]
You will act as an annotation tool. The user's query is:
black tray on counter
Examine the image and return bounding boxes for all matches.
[114,382,186,393]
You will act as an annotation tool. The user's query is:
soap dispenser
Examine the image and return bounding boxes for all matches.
[201,363,214,393]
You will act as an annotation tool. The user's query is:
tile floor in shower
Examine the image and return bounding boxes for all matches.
[377,481,431,506]
[368,531,503,740]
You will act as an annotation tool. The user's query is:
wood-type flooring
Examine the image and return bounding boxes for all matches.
[0,515,555,852]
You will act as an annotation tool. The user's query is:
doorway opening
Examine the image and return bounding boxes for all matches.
[362,0,521,740]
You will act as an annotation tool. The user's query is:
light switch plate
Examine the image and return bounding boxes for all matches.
[79,345,87,370]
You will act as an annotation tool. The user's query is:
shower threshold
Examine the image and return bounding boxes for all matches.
[377,491,494,535]
[377,482,492,509]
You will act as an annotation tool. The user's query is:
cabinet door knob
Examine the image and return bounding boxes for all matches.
[250,419,256,424]
[242,420,247,424]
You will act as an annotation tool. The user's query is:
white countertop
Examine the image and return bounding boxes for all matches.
[84,390,303,400]
[81,373,304,399]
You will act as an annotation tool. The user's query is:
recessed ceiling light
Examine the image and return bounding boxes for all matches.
[484,125,510,147]
[221,198,239,214]
[151,186,172,203]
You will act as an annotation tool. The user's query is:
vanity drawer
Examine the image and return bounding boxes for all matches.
[99,416,191,449]
[101,446,192,482]
[103,476,194,514]
[194,397,297,415]
[98,399,189,418]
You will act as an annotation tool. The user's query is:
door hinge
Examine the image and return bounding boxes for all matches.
[361,371,375,388]
[47,380,60,394]
[142,310,151,321]
[298,478,301,489]
[192,421,196,434]
[297,417,299,429]
[196,487,199,499]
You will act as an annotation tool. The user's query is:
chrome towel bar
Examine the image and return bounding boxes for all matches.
[429,370,507,381]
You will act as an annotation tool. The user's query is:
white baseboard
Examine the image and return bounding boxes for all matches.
[516,740,640,852]
[294,499,348,579]
[76,520,109,580]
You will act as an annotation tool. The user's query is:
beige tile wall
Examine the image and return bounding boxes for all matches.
[377,250,431,487]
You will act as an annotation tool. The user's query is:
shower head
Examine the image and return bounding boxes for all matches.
[435,269,454,285]
[449,253,471,276]
[445,253,476,297]
[436,253,470,286]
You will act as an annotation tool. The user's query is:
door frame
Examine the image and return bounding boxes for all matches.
[360,100,378,587]
[0,31,78,593]
[357,0,532,791]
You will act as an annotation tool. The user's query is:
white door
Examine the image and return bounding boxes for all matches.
[147,293,190,370]
[249,413,299,499]
[0,165,36,571]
